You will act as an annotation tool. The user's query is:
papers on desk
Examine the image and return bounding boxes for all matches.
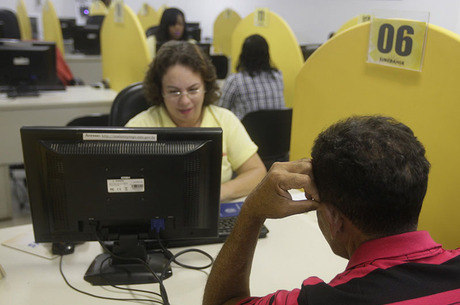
[1,231,58,260]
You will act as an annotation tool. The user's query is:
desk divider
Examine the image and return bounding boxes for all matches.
[100,1,150,92]
[42,0,64,55]
[213,9,241,57]
[230,9,303,108]
[16,0,32,40]
[291,22,460,249]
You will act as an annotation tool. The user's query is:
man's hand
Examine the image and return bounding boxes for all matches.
[203,159,320,305]
[241,159,320,221]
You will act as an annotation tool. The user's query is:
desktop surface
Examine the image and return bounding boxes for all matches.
[0,191,348,305]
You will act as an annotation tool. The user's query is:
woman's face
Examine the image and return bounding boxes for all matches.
[162,64,205,127]
[168,15,185,40]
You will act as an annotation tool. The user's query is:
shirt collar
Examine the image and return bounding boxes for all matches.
[347,231,442,270]
[158,104,211,127]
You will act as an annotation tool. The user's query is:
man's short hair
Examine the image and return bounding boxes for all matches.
[311,116,430,236]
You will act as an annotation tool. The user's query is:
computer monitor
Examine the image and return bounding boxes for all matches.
[300,43,322,61]
[186,22,201,41]
[73,25,101,55]
[0,40,64,96]
[21,126,222,285]
[59,18,76,40]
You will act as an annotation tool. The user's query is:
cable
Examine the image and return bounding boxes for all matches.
[155,231,214,280]
[93,229,170,305]
[59,255,162,304]
[99,256,163,299]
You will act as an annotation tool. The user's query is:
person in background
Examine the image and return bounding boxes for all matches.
[126,41,267,202]
[203,115,460,305]
[219,34,285,120]
[146,8,191,58]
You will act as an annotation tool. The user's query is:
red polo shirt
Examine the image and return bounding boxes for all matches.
[237,231,460,305]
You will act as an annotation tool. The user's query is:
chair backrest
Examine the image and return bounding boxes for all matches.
[67,113,109,126]
[0,9,21,39]
[241,108,293,169]
[109,82,149,126]
[145,25,158,38]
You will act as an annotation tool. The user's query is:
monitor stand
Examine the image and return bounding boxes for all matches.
[84,235,172,285]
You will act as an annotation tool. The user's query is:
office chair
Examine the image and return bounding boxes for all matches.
[145,25,158,38]
[66,113,109,126]
[0,9,21,39]
[241,108,293,170]
[210,55,229,79]
[109,82,149,126]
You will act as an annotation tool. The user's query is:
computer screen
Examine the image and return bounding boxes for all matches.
[59,18,76,40]
[21,126,222,285]
[0,40,64,95]
[73,25,101,55]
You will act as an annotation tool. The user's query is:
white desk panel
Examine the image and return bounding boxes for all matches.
[0,211,347,305]
[0,87,117,219]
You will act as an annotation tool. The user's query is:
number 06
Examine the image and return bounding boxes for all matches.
[377,24,414,56]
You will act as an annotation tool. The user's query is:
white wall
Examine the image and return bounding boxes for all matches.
[3,0,460,44]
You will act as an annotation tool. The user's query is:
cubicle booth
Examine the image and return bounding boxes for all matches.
[290,19,460,250]
[137,3,159,33]
[42,0,65,56]
[100,1,150,92]
[213,8,241,57]
[231,9,304,107]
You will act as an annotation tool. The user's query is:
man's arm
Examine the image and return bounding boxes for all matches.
[203,160,320,305]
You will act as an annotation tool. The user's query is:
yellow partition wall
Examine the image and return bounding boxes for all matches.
[16,0,32,40]
[336,15,369,35]
[89,0,108,16]
[213,9,241,56]
[138,3,159,32]
[291,23,460,249]
[156,4,166,23]
[42,0,64,55]
[231,10,303,107]
[101,2,150,92]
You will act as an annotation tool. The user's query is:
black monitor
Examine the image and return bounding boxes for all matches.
[186,22,201,41]
[59,18,76,40]
[0,40,64,96]
[73,25,101,55]
[21,126,222,285]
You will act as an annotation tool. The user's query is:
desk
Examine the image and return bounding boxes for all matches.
[0,87,117,219]
[0,210,347,304]
[65,54,103,85]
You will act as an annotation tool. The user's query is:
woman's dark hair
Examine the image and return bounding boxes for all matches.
[143,41,220,107]
[236,34,277,76]
[311,116,430,237]
[156,8,188,42]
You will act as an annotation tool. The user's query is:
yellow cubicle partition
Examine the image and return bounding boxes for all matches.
[16,0,32,40]
[213,9,241,57]
[138,3,159,32]
[42,0,64,55]
[290,22,460,249]
[336,14,370,35]
[156,4,166,22]
[89,0,108,16]
[100,1,150,92]
[231,9,303,107]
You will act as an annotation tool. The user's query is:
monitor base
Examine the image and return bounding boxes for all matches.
[84,252,172,285]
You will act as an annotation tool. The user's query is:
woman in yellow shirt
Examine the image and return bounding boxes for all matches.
[126,41,266,201]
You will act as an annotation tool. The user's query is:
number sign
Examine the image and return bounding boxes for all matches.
[368,18,427,71]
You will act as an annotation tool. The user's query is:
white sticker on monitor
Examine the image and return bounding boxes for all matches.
[83,133,157,141]
[107,178,145,193]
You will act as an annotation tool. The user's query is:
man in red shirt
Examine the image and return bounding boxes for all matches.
[203,115,460,305]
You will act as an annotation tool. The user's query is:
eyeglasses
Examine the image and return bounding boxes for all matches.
[163,88,204,100]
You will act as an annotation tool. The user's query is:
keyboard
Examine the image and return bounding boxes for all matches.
[147,216,269,249]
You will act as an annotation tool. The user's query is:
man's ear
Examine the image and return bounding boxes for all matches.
[323,204,344,240]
